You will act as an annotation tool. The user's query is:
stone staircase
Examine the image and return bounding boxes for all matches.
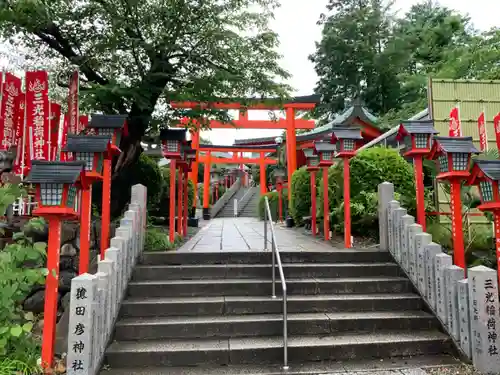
[238,188,259,217]
[102,249,455,374]
[215,187,249,218]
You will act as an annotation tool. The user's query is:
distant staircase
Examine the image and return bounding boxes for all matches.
[215,187,249,218]
[238,187,259,217]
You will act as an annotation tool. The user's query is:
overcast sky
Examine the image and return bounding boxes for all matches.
[205,0,500,145]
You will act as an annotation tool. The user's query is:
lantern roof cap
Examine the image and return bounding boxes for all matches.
[303,148,317,158]
[399,120,438,135]
[25,161,85,184]
[471,159,500,181]
[62,135,111,153]
[331,127,363,140]
[433,136,480,154]
[89,114,127,129]
[313,141,336,153]
[160,128,187,141]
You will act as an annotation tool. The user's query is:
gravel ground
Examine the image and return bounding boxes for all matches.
[426,364,480,375]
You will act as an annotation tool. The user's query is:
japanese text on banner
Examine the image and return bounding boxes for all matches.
[26,71,50,161]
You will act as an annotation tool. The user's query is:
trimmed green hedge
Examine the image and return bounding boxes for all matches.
[258,189,288,221]
[290,167,322,226]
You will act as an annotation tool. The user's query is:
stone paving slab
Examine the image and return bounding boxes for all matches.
[179,218,341,252]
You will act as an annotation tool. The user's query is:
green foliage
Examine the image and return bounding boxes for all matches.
[290,167,319,226]
[258,190,287,221]
[155,166,195,217]
[314,148,426,237]
[144,226,180,252]
[312,1,499,124]
[0,215,46,373]
[94,153,163,218]
[0,0,290,139]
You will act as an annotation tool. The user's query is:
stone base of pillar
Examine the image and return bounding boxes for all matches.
[202,208,211,220]
[189,207,196,218]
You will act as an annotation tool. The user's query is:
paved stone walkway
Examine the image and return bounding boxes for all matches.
[327,369,429,375]
[180,217,338,252]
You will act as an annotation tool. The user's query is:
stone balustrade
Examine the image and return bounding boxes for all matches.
[378,182,500,375]
[65,184,147,375]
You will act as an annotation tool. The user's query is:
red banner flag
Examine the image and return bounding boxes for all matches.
[12,93,28,175]
[478,112,488,151]
[449,107,461,137]
[495,113,500,152]
[26,71,50,161]
[67,71,79,135]
[0,73,22,149]
[60,113,70,161]
[50,103,61,161]
[78,115,88,134]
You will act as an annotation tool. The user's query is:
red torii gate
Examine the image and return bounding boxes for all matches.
[171,96,319,216]
[197,144,278,219]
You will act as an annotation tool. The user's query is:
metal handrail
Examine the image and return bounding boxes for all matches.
[263,196,289,370]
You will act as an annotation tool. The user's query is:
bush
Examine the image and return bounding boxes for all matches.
[314,147,423,237]
[258,189,288,221]
[154,166,195,217]
[94,153,163,218]
[290,167,320,226]
[144,226,180,251]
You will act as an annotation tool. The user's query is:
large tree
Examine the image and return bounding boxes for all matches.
[0,0,290,171]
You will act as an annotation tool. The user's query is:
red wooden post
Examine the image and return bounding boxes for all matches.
[41,217,61,369]
[101,158,111,259]
[183,170,189,236]
[450,180,465,268]
[260,152,266,195]
[215,182,219,201]
[311,171,317,236]
[79,186,92,273]
[169,160,176,242]
[323,167,330,241]
[343,159,352,248]
[414,155,426,231]
[177,166,183,236]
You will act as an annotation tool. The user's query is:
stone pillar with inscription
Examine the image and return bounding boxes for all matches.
[387,201,400,255]
[377,182,394,251]
[110,236,127,300]
[468,265,500,374]
[67,274,97,375]
[392,208,406,263]
[407,223,422,282]
[424,242,442,310]
[115,226,132,285]
[415,232,432,296]
[458,279,472,358]
[434,253,452,324]
[131,183,147,251]
[400,215,415,272]
[117,219,134,281]
[444,265,464,340]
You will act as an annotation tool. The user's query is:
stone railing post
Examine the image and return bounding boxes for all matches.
[400,215,415,272]
[377,182,394,251]
[434,253,452,324]
[387,201,400,254]
[415,232,431,296]
[66,184,147,375]
[407,224,422,283]
[392,208,406,263]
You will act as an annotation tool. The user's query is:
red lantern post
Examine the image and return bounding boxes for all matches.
[161,128,187,241]
[396,121,438,231]
[428,136,480,268]
[467,159,500,283]
[25,160,88,370]
[273,167,286,222]
[87,114,126,259]
[332,127,364,248]
[304,148,320,236]
[62,134,112,273]
[313,141,336,241]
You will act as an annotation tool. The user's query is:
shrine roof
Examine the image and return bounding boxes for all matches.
[89,114,127,129]
[63,135,111,153]
[331,127,364,140]
[25,161,85,184]
[160,128,187,141]
[399,120,439,135]
[472,160,500,181]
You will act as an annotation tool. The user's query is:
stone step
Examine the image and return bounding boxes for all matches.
[126,277,412,298]
[104,331,452,367]
[132,263,402,280]
[140,250,393,265]
[100,355,462,375]
[114,311,438,340]
[120,293,423,317]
